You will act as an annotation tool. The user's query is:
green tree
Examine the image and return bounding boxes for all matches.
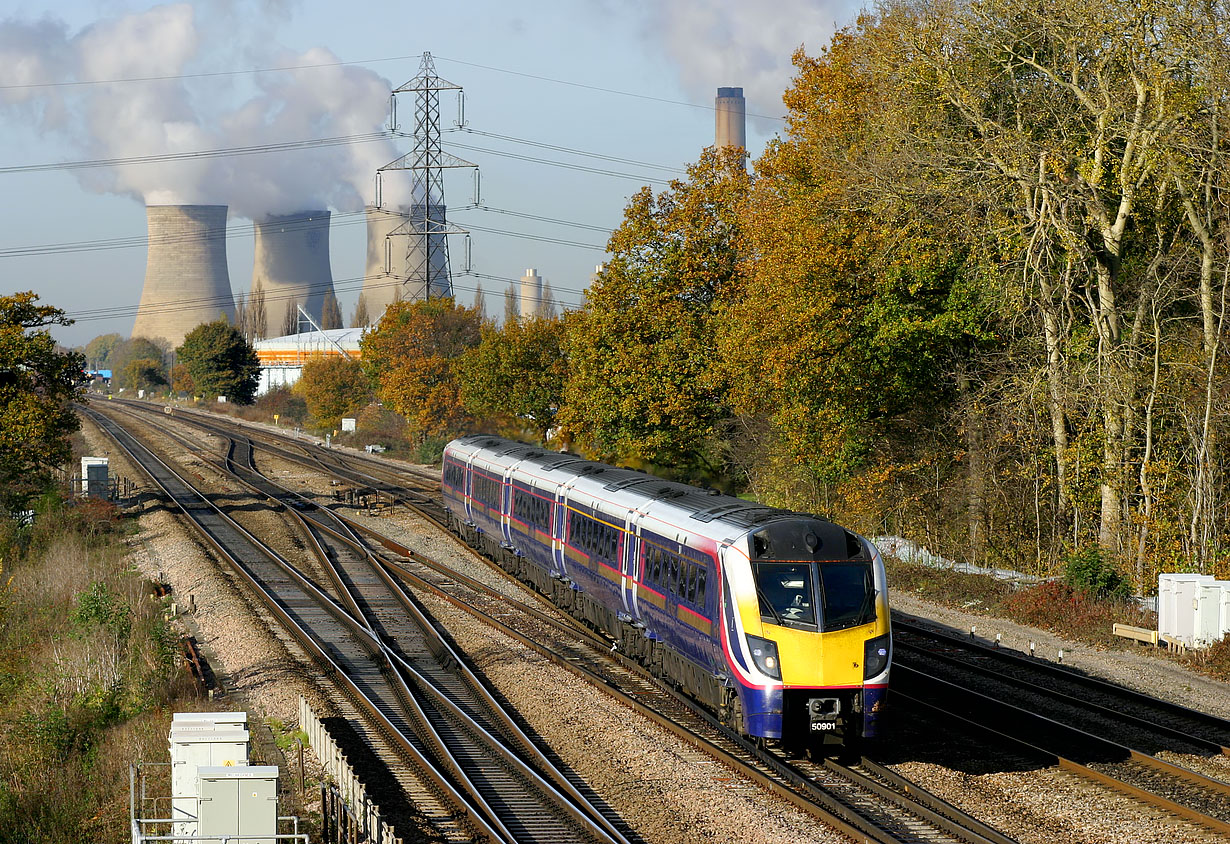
[457,315,568,443]
[559,147,749,478]
[359,298,481,440]
[176,319,260,404]
[120,358,167,393]
[110,337,166,390]
[294,355,371,431]
[83,333,122,370]
[0,292,85,509]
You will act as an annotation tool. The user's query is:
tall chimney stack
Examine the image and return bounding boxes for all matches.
[715,86,747,156]
[520,268,543,320]
[132,204,235,348]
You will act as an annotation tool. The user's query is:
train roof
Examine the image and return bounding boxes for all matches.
[447,435,798,531]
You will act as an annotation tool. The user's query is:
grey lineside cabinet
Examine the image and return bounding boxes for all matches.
[196,766,279,844]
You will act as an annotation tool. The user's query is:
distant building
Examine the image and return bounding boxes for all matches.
[252,327,365,395]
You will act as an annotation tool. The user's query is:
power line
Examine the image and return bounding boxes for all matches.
[467,205,613,233]
[434,55,785,122]
[0,132,390,176]
[444,138,667,183]
[460,128,686,174]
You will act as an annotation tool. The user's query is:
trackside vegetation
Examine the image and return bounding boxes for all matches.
[0,491,198,842]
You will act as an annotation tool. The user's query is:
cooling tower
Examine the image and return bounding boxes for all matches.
[251,211,335,336]
[520,268,542,319]
[362,205,411,321]
[715,86,747,153]
[131,205,236,348]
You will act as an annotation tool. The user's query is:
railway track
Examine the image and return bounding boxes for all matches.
[86,405,631,844]
[890,620,1230,835]
[894,619,1230,755]
[103,400,1021,844]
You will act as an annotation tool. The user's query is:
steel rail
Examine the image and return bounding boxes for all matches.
[219,431,634,844]
[894,619,1230,755]
[895,664,1230,836]
[102,402,631,844]
[894,638,1229,757]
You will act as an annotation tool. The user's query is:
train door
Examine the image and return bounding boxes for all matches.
[500,466,513,547]
[621,509,641,618]
[463,458,474,524]
[552,483,569,578]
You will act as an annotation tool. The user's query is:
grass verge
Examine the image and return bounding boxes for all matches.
[0,491,201,843]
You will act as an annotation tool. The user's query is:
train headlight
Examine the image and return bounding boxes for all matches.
[863,634,890,680]
[746,635,782,680]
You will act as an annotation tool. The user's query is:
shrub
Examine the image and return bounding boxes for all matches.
[1063,547,1131,599]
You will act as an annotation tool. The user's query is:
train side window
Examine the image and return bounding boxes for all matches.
[686,565,698,602]
[696,567,707,605]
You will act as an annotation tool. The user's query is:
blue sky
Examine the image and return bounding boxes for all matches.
[0,0,862,347]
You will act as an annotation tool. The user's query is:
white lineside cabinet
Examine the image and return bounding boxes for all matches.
[1158,573,1213,647]
[1158,573,1230,648]
[196,766,279,844]
[169,728,250,840]
[172,711,249,730]
[1195,580,1230,647]
[80,456,109,497]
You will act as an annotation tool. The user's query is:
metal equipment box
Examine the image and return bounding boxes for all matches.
[1158,573,1214,647]
[197,765,279,844]
[169,727,250,839]
[80,456,109,497]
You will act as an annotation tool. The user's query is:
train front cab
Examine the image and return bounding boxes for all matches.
[729,521,890,752]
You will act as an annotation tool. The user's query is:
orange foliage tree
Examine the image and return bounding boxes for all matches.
[294,355,371,432]
[359,298,481,441]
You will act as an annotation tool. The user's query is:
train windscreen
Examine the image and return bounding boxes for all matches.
[754,560,875,632]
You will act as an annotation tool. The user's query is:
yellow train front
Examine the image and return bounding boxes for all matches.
[440,435,890,753]
[719,518,891,751]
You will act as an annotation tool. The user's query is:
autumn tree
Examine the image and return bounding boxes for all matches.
[320,293,343,330]
[0,293,85,509]
[559,147,749,479]
[294,355,371,431]
[351,295,370,329]
[718,12,992,542]
[457,315,568,443]
[359,298,481,441]
[246,280,268,340]
[121,358,167,393]
[176,319,260,404]
[281,298,300,336]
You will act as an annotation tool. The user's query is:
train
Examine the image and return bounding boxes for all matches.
[440,435,891,752]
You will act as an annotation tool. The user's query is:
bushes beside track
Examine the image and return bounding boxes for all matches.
[0,489,199,843]
[883,554,1155,650]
